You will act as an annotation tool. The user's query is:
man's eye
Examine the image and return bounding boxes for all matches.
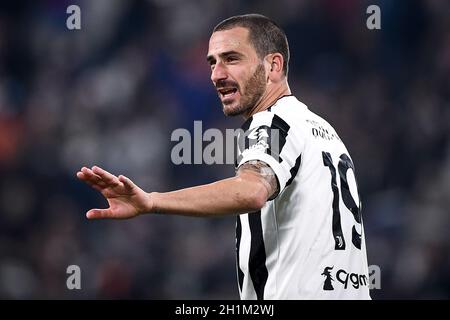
[226,56,238,63]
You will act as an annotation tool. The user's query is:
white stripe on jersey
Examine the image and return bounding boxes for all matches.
[235,95,371,300]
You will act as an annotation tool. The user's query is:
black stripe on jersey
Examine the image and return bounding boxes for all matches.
[241,116,252,151]
[236,117,253,167]
[269,114,290,162]
[237,114,291,165]
[235,105,291,168]
[286,154,302,187]
[241,116,253,132]
[248,211,268,300]
[236,216,244,292]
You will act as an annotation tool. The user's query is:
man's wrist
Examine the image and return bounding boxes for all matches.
[147,192,160,214]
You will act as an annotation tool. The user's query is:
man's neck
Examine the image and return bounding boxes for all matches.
[243,80,291,120]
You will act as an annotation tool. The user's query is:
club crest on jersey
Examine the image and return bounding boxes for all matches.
[247,126,270,152]
[236,125,283,165]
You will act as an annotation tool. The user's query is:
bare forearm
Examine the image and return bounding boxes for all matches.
[148,173,268,217]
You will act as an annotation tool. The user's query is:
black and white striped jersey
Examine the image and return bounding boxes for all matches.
[235,95,371,300]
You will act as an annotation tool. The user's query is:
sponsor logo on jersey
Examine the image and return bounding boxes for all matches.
[321,266,334,290]
[321,266,368,290]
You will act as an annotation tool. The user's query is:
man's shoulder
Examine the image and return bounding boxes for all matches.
[245,95,339,137]
[264,95,312,130]
[268,94,306,114]
[268,96,345,144]
[248,95,307,124]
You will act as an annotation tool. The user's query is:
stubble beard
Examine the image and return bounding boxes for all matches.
[223,63,266,117]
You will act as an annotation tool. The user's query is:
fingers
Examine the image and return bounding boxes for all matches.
[92,166,120,187]
[77,167,104,184]
[86,208,116,219]
[76,166,121,190]
[77,166,134,197]
[118,175,135,191]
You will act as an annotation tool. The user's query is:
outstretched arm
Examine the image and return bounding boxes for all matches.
[76,161,278,219]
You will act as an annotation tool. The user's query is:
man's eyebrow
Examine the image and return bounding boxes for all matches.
[206,51,244,64]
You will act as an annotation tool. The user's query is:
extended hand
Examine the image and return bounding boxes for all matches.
[76,166,152,219]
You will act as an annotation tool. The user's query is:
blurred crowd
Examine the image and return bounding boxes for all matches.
[0,0,449,299]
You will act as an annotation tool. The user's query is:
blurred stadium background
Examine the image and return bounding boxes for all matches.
[0,0,449,299]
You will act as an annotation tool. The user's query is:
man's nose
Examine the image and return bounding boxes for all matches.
[211,62,227,84]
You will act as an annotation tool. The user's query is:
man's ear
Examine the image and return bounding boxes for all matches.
[267,53,284,81]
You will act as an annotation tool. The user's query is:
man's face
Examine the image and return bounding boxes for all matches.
[207,27,267,117]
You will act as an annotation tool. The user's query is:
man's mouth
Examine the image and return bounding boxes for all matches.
[217,87,238,99]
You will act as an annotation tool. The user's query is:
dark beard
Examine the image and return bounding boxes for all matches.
[224,63,266,117]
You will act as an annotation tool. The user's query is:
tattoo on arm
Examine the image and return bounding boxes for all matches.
[237,160,280,200]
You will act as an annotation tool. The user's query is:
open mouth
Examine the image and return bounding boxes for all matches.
[218,87,238,99]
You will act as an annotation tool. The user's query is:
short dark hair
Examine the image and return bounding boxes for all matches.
[213,14,290,76]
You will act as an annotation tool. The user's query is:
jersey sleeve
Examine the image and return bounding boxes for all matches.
[236,110,305,196]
